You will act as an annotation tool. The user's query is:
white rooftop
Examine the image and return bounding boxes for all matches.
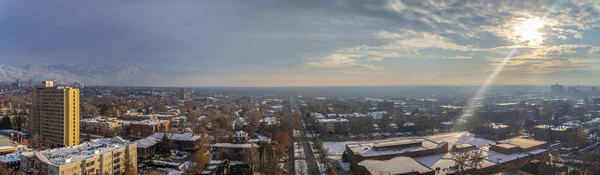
[21,137,133,167]
[135,137,160,148]
[131,119,169,126]
[0,150,25,163]
[211,143,258,149]
[317,118,348,123]
[150,132,201,142]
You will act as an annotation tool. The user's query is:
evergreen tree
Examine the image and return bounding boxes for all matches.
[100,104,109,115]
[156,133,172,154]
[123,147,135,175]
[0,116,12,130]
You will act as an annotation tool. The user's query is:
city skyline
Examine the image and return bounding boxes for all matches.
[2,1,600,86]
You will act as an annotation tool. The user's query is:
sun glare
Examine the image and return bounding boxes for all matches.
[516,18,544,45]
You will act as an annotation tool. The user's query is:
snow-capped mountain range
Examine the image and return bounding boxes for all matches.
[0,64,146,85]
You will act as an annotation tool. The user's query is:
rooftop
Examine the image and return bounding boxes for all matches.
[80,117,121,124]
[534,125,570,131]
[0,129,25,136]
[454,143,475,150]
[21,137,133,167]
[0,150,25,163]
[317,118,348,123]
[498,138,547,150]
[346,138,445,157]
[131,119,169,126]
[358,156,434,174]
[342,133,548,175]
[135,137,160,148]
[211,143,258,149]
[150,132,202,142]
[495,143,518,149]
[487,123,509,129]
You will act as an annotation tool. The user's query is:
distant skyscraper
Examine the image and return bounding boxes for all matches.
[30,81,80,147]
[73,82,85,88]
[550,83,564,93]
[179,88,190,100]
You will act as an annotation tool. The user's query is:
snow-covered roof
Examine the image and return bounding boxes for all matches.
[359,156,434,174]
[584,118,600,124]
[347,138,446,157]
[135,137,160,149]
[351,133,548,175]
[0,150,24,163]
[317,118,348,123]
[0,129,25,136]
[270,105,283,110]
[234,131,247,137]
[150,133,202,142]
[0,145,26,151]
[311,112,325,119]
[260,117,279,125]
[561,120,581,128]
[211,143,258,149]
[131,119,169,126]
[486,123,509,129]
[22,137,133,167]
[174,116,187,120]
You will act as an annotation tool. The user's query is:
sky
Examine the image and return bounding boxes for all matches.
[2,0,600,87]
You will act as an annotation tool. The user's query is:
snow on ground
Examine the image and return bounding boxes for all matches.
[309,141,316,152]
[336,159,351,171]
[305,131,320,138]
[293,130,301,137]
[323,141,351,156]
[294,160,309,175]
[317,163,327,175]
[294,142,305,159]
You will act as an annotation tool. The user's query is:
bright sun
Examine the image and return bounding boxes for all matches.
[516,18,544,45]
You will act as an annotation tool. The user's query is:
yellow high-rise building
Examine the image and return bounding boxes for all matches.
[31,81,80,147]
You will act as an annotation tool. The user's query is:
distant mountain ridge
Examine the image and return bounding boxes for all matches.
[0,64,146,85]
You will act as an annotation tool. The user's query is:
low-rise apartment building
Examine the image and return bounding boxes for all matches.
[20,137,137,175]
[80,117,123,138]
[150,132,203,151]
[533,125,577,142]
[129,119,170,138]
[317,118,348,134]
[134,137,159,159]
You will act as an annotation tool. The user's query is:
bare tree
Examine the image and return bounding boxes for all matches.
[189,137,212,174]
[319,148,330,164]
[29,133,42,150]
[297,161,306,175]
[327,165,337,175]
[451,151,471,174]
[0,164,10,175]
[468,149,484,169]
[12,111,27,131]
[245,147,261,172]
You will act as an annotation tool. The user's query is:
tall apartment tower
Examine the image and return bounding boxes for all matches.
[30,81,80,147]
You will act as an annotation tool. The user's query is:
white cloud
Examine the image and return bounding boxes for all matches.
[368,57,383,61]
